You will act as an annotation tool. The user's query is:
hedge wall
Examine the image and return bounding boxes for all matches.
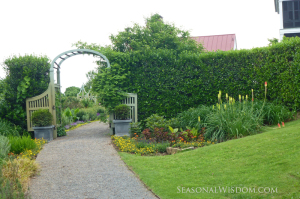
[96,37,300,121]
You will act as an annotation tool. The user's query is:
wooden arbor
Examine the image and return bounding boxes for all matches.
[25,49,110,139]
[26,49,138,139]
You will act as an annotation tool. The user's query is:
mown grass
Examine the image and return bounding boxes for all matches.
[119,119,300,199]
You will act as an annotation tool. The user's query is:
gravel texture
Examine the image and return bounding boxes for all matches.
[29,122,158,199]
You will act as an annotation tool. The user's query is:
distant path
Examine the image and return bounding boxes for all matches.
[29,122,157,199]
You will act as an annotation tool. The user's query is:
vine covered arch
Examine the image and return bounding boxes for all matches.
[26,49,110,139]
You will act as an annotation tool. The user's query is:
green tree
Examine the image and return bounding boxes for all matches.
[73,14,204,113]
[84,71,96,92]
[109,14,203,53]
[0,55,50,131]
[64,86,80,97]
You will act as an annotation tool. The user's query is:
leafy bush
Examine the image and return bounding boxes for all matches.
[81,98,94,108]
[57,126,66,137]
[0,55,50,131]
[8,136,37,155]
[114,104,130,120]
[31,109,53,127]
[61,96,83,110]
[153,142,170,153]
[130,122,142,137]
[145,114,171,132]
[61,107,80,126]
[76,106,106,122]
[0,118,20,137]
[0,135,10,160]
[76,110,86,121]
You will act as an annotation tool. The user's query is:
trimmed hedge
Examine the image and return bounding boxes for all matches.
[92,37,300,121]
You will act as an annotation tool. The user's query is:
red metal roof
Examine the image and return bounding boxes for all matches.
[190,34,237,51]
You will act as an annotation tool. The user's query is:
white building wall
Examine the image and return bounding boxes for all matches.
[279,0,300,41]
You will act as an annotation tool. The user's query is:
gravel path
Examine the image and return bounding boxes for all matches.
[29,122,158,199]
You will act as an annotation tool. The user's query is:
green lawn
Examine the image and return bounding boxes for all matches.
[119,120,300,199]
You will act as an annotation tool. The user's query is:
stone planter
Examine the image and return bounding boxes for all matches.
[113,119,132,136]
[33,125,54,142]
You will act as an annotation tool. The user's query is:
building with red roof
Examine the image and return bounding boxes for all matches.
[190,34,237,51]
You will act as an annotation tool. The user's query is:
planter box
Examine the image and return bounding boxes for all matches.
[113,119,132,136]
[33,125,54,142]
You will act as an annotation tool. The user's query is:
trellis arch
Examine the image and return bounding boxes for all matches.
[26,49,110,139]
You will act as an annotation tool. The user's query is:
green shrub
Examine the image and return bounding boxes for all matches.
[76,110,86,121]
[81,99,94,108]
[153,142,170,153]
[61,96,83,110]
[130,122,142,137]
[96,107,105,114]
[82,114,90,122]
[0,136,10,160]
[31,109,53,127]
[145,114,171,132]
[0,55,50,131]
[0,119,20,137]
[8,136,37,155]
[114,104,130,120]
[57,126,66,137]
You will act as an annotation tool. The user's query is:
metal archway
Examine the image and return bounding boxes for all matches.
[26,49,110,139]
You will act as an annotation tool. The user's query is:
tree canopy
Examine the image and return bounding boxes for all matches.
[109,14,203,53]
[64,86,80,97]
[73,14,204,112]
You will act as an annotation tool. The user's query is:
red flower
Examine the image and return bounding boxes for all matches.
[265,82,267,86]
[278,123,281,128]
[282,122,285,127]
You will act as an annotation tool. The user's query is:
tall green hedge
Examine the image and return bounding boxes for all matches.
[85,37,300,121]
[0,55,50,131]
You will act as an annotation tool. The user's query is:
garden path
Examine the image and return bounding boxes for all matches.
[29,122,158,199]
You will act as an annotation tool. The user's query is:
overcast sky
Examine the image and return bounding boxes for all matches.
[0,0,280,93]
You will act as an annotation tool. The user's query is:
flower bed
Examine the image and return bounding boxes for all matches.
[112,135,213,155]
